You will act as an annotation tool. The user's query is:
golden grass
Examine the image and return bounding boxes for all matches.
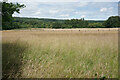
[2,28,118,78]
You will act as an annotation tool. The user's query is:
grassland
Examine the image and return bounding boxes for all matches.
[2,28,118,78]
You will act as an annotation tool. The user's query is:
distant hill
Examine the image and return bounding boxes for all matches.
[14,17,105,23]
[9,17,106,29]
[87,20,105,23]
[14,17,64,23]
[3,16,119,30]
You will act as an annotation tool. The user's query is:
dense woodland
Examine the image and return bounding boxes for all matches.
[11,17,104,29]
[1,2,120,30]
[2,16,120,30]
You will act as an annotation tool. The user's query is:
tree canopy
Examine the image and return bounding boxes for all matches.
[104,16,120,28]
[2,2,25,30]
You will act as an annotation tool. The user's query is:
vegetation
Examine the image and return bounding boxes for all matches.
[9,17,106,29]
[88,21,105,28]
[2,1,118,79]
[2,30,118,78]
[104,16,120,28]
[2,16,119,30]
[2,2,25,30]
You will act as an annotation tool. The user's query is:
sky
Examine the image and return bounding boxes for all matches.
[3,0,119,20]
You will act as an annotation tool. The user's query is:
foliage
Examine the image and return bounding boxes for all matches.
[88,22,105,28]
[2,2,25,30]
[10,17,106,29]
[104,16,120,28]
[4,15,120,30]
[11,17,106,29]
[64,19,88,28]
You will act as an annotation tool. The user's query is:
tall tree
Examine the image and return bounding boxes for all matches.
[104,16,120,28]
[2,2,25,30]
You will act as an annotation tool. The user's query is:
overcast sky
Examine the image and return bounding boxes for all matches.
[5,0,119,20]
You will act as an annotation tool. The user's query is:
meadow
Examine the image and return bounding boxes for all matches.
[2,28,118,78]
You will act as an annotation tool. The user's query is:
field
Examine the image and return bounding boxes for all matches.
[2,28,118,78]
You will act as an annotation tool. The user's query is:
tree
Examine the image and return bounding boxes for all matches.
[88,22,105,28]
[104,16,120,28]
[52,22,62,28]
[2,2,25,30]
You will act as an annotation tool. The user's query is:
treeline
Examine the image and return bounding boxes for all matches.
[3,16,119,30]
[2,17,104,30]
[12,17,90,29]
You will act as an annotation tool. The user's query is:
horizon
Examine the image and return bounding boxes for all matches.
[14,16,107,21]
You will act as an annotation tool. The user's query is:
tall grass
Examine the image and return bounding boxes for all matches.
[2,41,28,78]
[2,30,118,78]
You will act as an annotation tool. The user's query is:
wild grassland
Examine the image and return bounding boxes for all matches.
[2,29,118,78]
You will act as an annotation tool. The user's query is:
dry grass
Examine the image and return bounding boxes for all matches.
[2,28,118,78]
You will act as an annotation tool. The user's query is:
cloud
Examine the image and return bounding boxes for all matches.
[49,10,59,14]
[60,14,69,17]
[81,15,86,18]
[11,2,117,20]
[100,7,114,13]
[75,11,91,14]
[8,0,118,2]
[35,12,41,15]
[75,2,88,7]
[100,8,107,12]
[108,7,113,10]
